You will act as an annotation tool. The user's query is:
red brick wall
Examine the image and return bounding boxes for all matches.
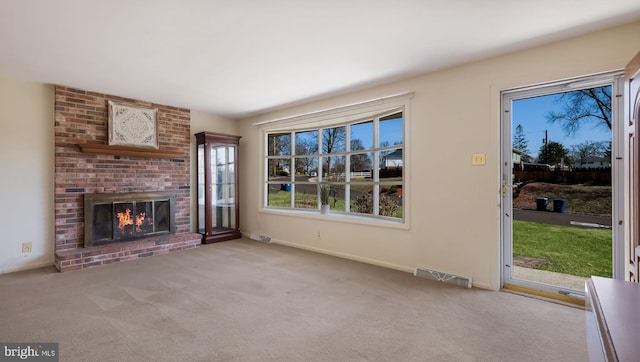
[54,86,192,252]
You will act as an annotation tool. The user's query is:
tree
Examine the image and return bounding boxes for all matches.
[295,139,318,175]
[512,124,531,162]
[350,139,372,172]
[322,127,345,154]
[569,140,608,167]
[268,133,291,177]
[350,138,365,152]
[603,141,612,162]
[546,86,611,136]
[268,133,291,156]
[378,141,391,167]
[322,127,346,180]
[538,141,568,167]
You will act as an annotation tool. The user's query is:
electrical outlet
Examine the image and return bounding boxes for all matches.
[317,231,321,239]
[22,242,32,253]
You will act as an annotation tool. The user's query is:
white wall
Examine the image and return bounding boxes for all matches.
[189,110,239,232]
[238,21,640,290]
[0,76,54,273]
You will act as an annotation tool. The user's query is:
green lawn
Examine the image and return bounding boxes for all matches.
[268,190,345,210]
[513,220,612,278]
[267,190,402,218]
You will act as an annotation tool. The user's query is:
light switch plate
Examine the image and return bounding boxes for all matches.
[472,153,486,166]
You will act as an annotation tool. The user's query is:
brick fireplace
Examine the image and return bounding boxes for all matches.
[54,86,201,272]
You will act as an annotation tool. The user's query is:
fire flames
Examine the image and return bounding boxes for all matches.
[115,208,147,233]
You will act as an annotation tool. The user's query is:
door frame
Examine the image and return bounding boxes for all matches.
[500,71,625,298]
[625,51,640,282]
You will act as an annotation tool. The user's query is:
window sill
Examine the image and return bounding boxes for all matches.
[259,207,409,230]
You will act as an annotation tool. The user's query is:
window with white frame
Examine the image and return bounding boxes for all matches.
[264,104,405,221]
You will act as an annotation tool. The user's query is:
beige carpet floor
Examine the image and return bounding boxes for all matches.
[0,238,588,361]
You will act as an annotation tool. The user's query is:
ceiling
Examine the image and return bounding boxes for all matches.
[1,1,639,119]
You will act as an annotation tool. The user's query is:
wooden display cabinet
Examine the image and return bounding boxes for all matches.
[195,132,241,243]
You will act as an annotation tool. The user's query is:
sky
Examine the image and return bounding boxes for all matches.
[512,90,611,159]
[293,116,403,153]
[351,117,403,149]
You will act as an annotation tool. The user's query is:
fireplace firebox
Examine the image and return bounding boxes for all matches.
[84,192,176,247]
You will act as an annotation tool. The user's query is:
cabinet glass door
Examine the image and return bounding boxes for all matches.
[210,145,236,232]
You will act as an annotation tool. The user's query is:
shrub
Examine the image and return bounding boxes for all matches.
[352,193,399,216]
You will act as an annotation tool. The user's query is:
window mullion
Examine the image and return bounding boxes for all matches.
[289,131,295,208]
[345,125,351,212]
[373,117,380,215]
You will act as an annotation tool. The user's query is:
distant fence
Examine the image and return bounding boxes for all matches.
[350,171,372,177]
[513,168,611,185]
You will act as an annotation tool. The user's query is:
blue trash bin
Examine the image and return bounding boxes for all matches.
[553,198,565,213]
[536,197,548,211]
[283,184,291,192]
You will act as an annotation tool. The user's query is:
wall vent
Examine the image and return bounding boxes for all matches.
[414,267,472,288]
[250,233,272,243]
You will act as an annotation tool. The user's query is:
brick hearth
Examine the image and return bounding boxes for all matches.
[55,233,201,272]
[54,85,200,271]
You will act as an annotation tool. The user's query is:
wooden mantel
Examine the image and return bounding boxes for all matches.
[76,142,183,158]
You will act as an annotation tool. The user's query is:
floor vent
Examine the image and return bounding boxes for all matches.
[250,233,272,243]
[414,267,472,288]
